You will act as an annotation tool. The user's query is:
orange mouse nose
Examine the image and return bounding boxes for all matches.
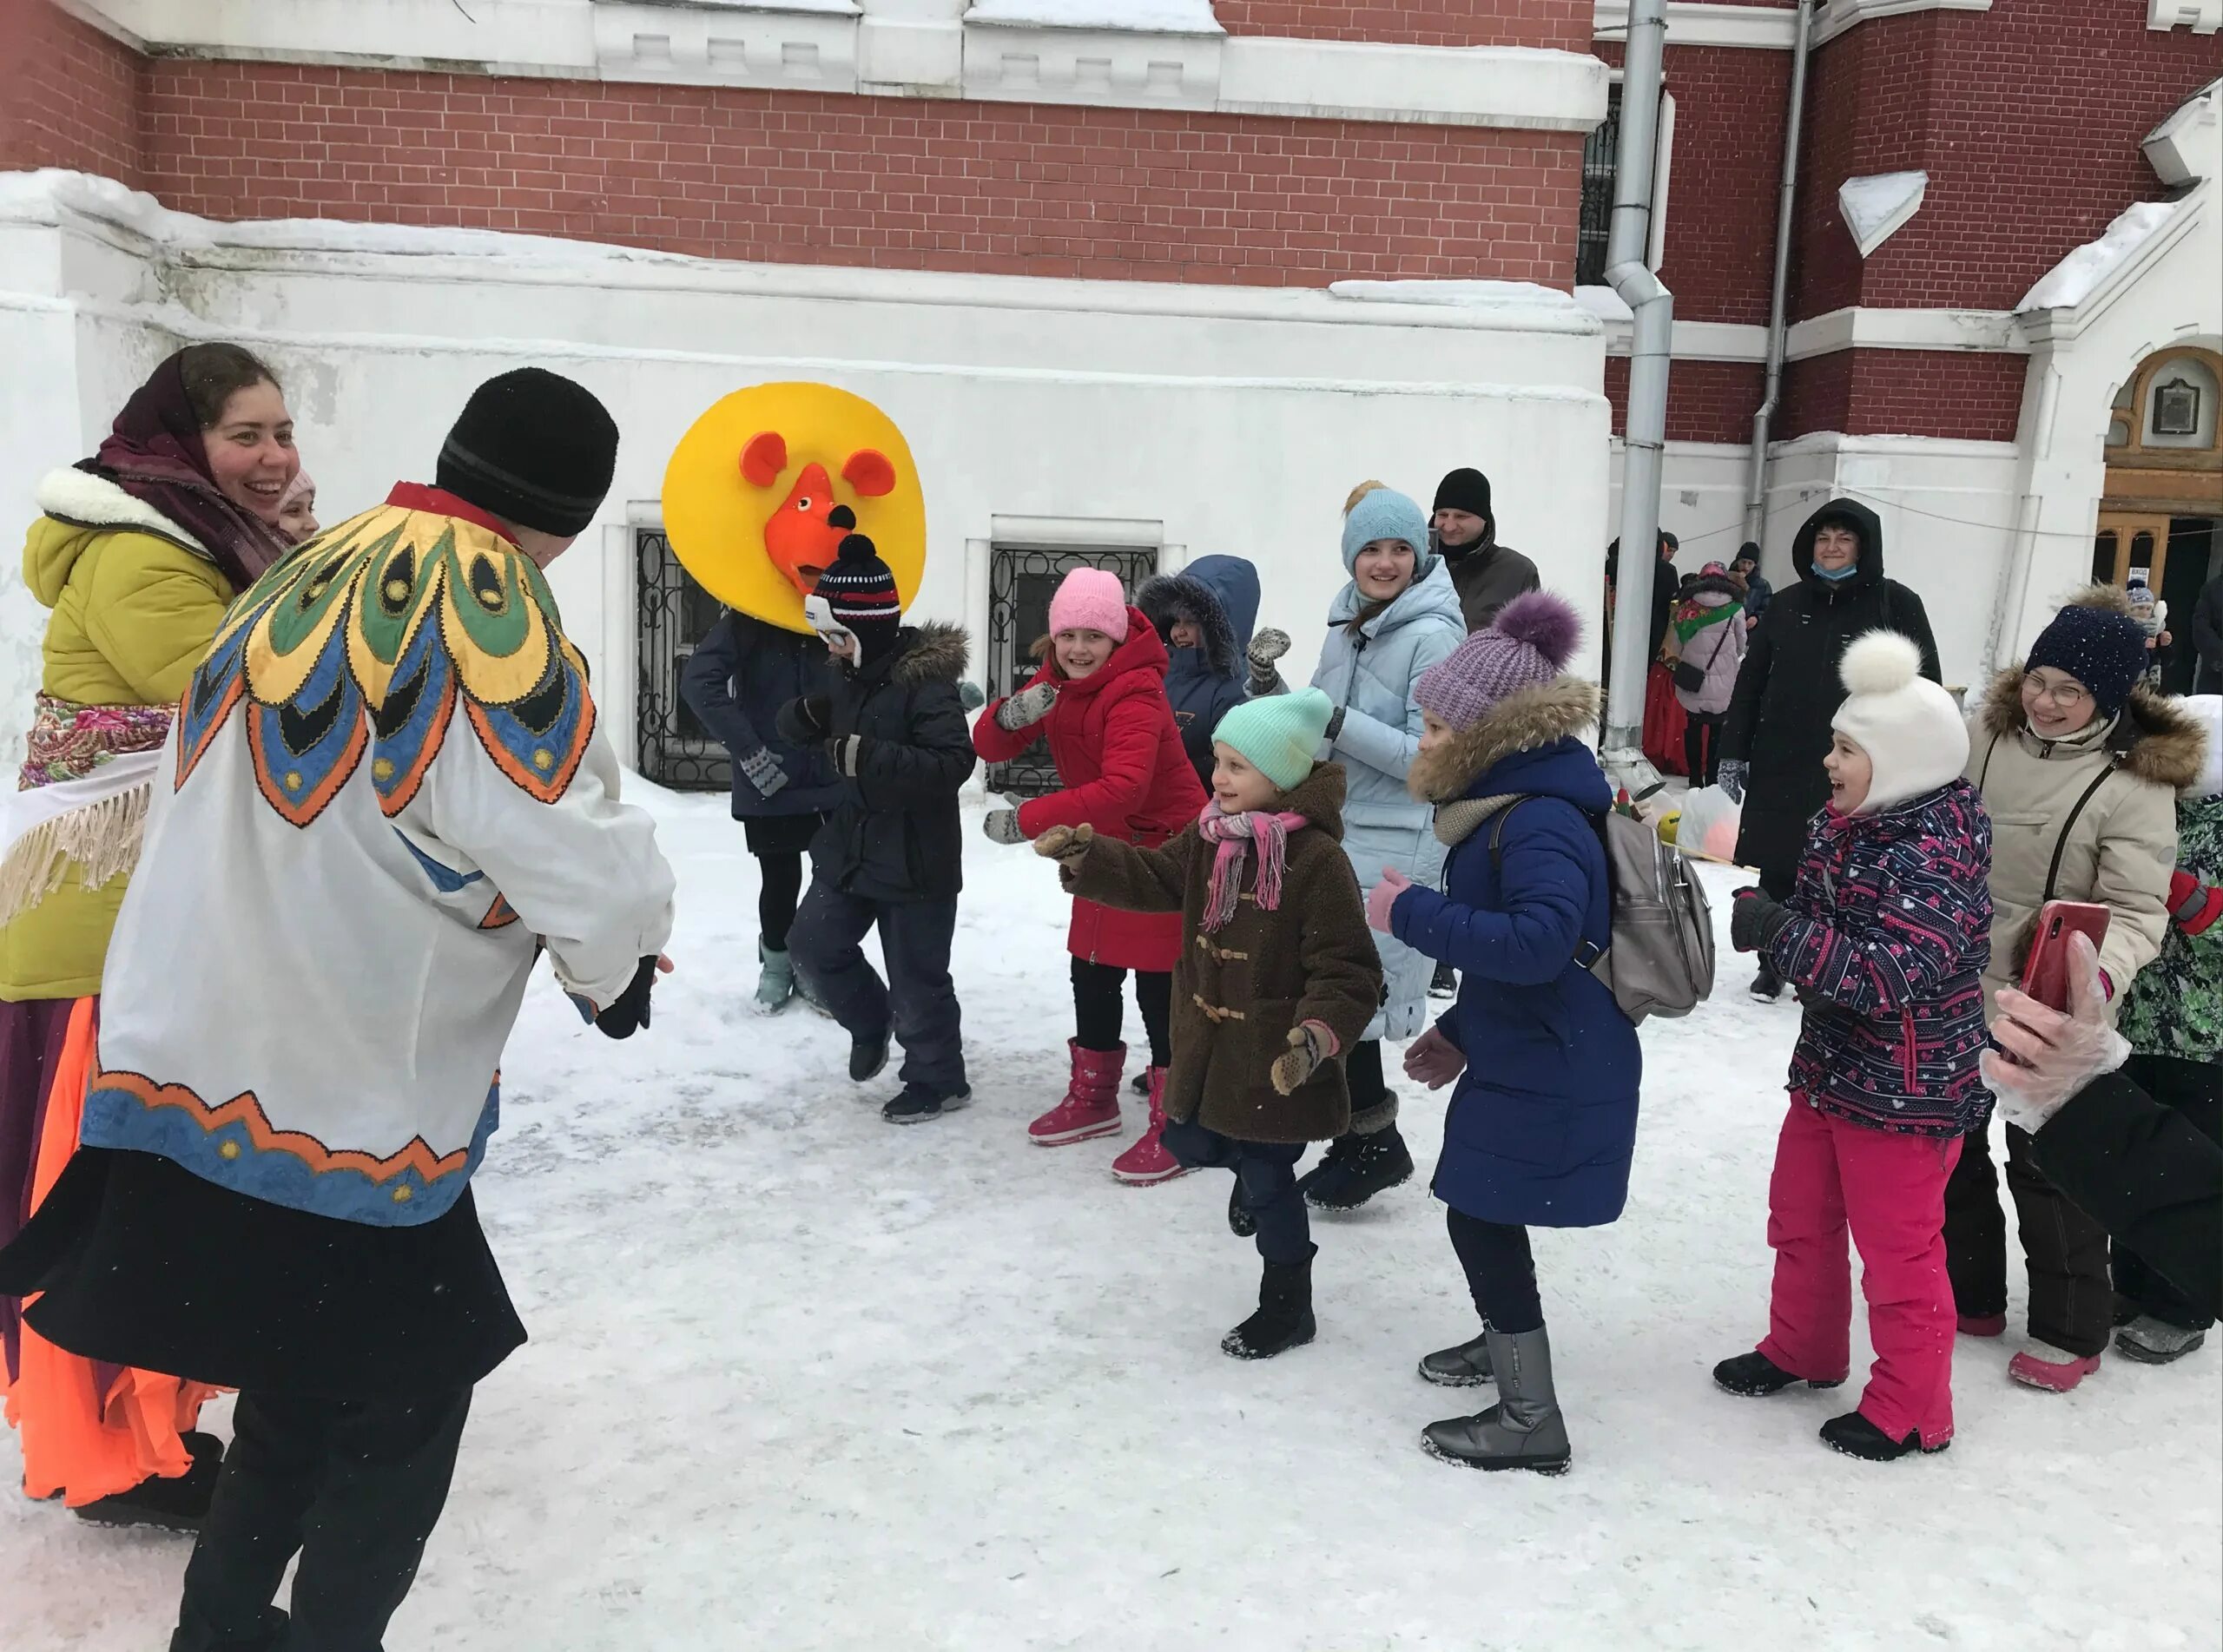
[762,462,854,594]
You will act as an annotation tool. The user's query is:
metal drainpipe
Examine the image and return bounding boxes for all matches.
[1600,0,1673,795]
[1741,0,1816,548]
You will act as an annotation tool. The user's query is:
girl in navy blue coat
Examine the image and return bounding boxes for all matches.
[1373,591,1639,1475]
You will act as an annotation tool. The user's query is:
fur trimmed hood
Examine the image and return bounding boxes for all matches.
[1975,660,2205,793]
[1407,676,1602,806]
[29,467,212,604]
[893,621,970,687]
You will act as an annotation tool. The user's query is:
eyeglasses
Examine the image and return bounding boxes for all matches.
[2022,672,2088,710]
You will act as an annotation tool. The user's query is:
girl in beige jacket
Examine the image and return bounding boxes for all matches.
[1946,587,2202,1394]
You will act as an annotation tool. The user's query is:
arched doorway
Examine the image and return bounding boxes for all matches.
[2095,345,2223,693]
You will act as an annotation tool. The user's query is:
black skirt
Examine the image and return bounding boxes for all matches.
[0,1148,524,1399]
[742,810,824,858]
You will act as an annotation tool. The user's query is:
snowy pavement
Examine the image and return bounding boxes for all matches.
[5,784,2219,1650]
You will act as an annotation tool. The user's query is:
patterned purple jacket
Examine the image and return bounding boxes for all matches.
[1768,779,1994,1136]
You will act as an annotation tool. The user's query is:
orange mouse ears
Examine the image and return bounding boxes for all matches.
[663,383,926,635]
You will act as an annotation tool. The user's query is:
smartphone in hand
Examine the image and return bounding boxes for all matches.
[2019,901,2110,1012]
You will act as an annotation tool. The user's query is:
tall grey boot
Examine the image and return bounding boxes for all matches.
[1421,1326,1571,1474]
[754,940,797,1015]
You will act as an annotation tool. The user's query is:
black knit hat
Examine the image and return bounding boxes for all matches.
[1732,540,1761,569]
[2026,602,2151,719]
[1432,467,1493,526]
[815,533,902,665]
[437,368,618,537]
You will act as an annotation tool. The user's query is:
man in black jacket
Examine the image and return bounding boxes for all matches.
[1718,500,1942,1000]
[1430,466,1540,633]
[2190,573,2223,694]
[778,534,979,1123]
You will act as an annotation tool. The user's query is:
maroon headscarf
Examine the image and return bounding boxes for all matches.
[76,351,293,593]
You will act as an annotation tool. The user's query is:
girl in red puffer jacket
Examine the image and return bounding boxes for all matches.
[975,568,1208,1181]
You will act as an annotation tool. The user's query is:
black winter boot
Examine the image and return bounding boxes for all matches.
[70,1432,224,1533]
[1820,1411,1949,1461]
[1422,1326,1571,1474]
[1750,958,1785,1003]
[1712,1349,1847,1397]
[1221,1246,1317,1359]
[1300,1096,1414,1211]
[1419,1331,1494,1387]
[848,1033,891,1083]
[883,1083,969,1124]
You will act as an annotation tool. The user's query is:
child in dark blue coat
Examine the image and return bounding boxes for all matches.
[1374,591,1639,1475]
[1136,556,1290,790]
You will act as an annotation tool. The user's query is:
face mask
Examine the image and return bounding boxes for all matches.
[1814,560,1860,582]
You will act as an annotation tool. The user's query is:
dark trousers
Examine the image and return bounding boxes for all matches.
[755,849,807,952]
[790,883,966,1093]
[1683,712,1724,789]
[1162,1119,1309,1264]
[172,1388,471,1652]
[1945,1117,2112,1358]
[1071,958,1171,1069]
[1347,1038,1389,1116]
[2113,1053,2223,1330]
[1446,1208,1543,1333]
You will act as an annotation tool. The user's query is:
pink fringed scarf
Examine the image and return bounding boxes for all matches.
[1197,802,1308,932]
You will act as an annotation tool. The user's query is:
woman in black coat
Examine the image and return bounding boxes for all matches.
[1718,500,1941,999]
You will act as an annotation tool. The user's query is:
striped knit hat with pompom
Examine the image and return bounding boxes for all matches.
[815,532,903,665]
[1831,629,1968,814]
[1415,589,1583,732]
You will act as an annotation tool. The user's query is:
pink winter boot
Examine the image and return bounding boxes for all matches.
[1111,1067,1189,1185]
[1028,1040,1125,1145]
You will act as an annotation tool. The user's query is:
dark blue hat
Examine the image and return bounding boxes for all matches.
[2026,601,2149,719]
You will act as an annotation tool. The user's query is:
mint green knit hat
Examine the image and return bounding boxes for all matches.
[1212,688,1334,792]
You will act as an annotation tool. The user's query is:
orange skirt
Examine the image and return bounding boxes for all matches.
[2,998,220,1507]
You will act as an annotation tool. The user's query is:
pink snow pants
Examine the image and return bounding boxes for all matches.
[1757,1099,1964,1448]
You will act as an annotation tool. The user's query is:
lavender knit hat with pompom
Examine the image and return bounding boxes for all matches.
[1415,590,1584,732]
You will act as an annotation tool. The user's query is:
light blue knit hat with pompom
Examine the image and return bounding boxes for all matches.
[1341,487,1432,574]
[1212,688,1336,793]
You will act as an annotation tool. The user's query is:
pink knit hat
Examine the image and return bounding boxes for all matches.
[1048,567,1130,642]
[1415,590,1583,731]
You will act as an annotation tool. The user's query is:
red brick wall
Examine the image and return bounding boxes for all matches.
[0,0,142,186]
[1213,0,1591,50]
[1778,349,2025,442]
[1607,355,1765,444]
[135,62,1584,286]
[1792,3,2223,319]
[1654,44,1790,327]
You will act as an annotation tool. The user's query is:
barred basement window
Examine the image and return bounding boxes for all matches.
[635,527,732,792]
[985,542,1158,799]
[1575,83,1622,287]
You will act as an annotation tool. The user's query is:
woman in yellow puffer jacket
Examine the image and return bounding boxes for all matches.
[0,343,303,1529]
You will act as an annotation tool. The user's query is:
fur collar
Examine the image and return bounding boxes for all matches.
[1974,665,2206,791]
[894,621,970,687]
[1406,676,1601,805]
[1265,760,1347,842]
[35,466,210,557]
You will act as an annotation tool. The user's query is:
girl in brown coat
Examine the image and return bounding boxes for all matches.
[1036,687,1382,1360]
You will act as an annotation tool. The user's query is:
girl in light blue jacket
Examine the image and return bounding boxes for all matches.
[1298,484,1466,1212]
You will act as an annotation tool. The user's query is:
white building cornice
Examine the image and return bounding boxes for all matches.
[1593,2,1798,50]
[1811,0,1994,49]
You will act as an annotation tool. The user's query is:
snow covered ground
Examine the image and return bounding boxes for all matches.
[4,784,2220,1650]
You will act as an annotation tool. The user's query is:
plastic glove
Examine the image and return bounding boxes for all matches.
[594,955,673,1040]
[1730,886,1791,954]
[1033,822,1095,864]
[2169,868,2223,938]
[775,696,829,746]
[1403,1025,1466,1090]
[1366,866,1413,933]
[737,747,791,802]
[1270,1022,1329,1096]
[993,681,1059,732]
[982,808,1030,846]
[1982,932,2132,1135]
[1717,759,1748,805]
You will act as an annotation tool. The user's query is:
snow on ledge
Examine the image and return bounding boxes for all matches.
[1837,171,1927,258]
[1329,280,1593,320]
[2016,200,2181,313]
[964,0,1225,33]
[1573,284,1634,324]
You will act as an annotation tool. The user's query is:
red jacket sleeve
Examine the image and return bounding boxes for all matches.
[1017,686,1164,838]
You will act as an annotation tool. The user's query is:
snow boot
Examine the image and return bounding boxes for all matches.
[1130,1070,1151,1097]
[1820,1411,1949,1461]
[1956,1313,2007,1338]
[1421,1326,1572,1474]
[1221,1245,1317,1359]
[1302,1104,1414,1212]
[1419,1331,1494,1388]
[2008,1341,2102,1392]
[1712,1349,1847,1396]
[1111,1067,1188,1185]
[1027,1040,1125,1145]
[754,941,797,1014]
[1750,958,1785,1003]
[849,1033,891,1083]
[71,1432,223,1533]
[884,1083,969,1125]
[1227,1181,1256,1239]
[2115,1316,2208,1365]
[1429,962,1458,999]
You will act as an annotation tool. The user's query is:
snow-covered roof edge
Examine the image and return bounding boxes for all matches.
[963,0,1225,35]
[1837,171,1928,258]
[2145,78,2220,189]
[1329,279,1599,328]
[2015,199,2189,314]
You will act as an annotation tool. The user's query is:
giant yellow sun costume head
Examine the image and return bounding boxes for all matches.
[662,383,926,635]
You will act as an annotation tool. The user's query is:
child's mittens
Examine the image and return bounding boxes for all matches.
[982,808,1031,846]
[1730,886,1792,954]
[2169,868,2223,937]
[1033,823,1095,864]
[1365,866,1413,933]
[775,695,830,745]
[1270,1022,1331,1096]
[1403,1025,1465,1089]
[993,681,1059,732]
[1246,629,1290,694]
[738,747,790,802]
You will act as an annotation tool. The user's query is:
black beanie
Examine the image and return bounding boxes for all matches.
[1733,540,1761,568]
[437,368,618,537]
[2025,602,2151,720]
[815,533,903,665]
[1432,467,1493,525]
